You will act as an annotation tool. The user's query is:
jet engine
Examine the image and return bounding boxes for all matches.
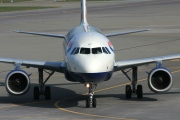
[5,70,30,95]
[148,67,173,93]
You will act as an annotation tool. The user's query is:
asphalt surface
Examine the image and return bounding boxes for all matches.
[0,0,180,120]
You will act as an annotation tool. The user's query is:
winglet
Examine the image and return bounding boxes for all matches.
[80,0,88,25]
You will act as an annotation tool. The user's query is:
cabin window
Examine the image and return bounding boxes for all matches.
[105,47,111,54]
[102,47,108,54]
[74,47,80,54]
[92,47,102,54]
[80,48,90,54]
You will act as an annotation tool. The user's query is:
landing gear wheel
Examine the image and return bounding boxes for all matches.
[92,97,96,108]
[86,97,90,108]
[44,86,51,100]
[34,86,39,100]
[126,85,132,99]
[137,85,143,99]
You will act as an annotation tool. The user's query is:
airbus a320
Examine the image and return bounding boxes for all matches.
[0,0,180,108]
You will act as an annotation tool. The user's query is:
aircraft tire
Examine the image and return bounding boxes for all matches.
[34,86,39,100]
[126,85,132,99]
[137,85,143,99]
[45,86,51,100]
[86,97,90,108]
[92,97,96,108]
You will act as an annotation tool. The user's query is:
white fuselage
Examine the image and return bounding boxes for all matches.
[64,25,115,84]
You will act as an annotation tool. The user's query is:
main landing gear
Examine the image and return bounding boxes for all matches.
[85,83,97,108]
[34,68,54,100]
[122,67,143,99]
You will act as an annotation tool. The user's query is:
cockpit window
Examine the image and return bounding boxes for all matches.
[71,48,76,55]
[80,48,90,54]
[71,47,110,55]
[105,47,111,54]
[92,47,102,54]
[102,47,108,54]
[74,47,79,54]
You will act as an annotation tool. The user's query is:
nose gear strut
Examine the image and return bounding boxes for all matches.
[85,83,97,108]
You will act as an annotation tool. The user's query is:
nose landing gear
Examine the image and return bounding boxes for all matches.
[85,83,97,108]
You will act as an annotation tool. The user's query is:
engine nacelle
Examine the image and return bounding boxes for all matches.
[148,67,173,93]
[5,70,30,96]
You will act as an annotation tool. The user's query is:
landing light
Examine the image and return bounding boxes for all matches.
[85,83,90,88]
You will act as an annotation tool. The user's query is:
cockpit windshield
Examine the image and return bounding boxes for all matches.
[74,47,79,54]
[70,47,111,55]
[102,47,108,54]
[105,47,111,54]
[80,48,90,54]
[71,47,79,55]
[92,47,102,54]
[71,48,76,55]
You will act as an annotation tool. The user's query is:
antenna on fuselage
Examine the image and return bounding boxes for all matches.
[81,0,88,25]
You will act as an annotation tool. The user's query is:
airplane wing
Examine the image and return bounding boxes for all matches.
[105,29,150,37]
[0,58,66,73]
[114,54,180,71]
[14,30,67,42]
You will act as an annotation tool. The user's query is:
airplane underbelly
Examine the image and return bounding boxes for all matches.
[69,71,113,84]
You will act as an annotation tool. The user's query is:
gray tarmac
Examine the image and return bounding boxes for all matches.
[0,0,180,120]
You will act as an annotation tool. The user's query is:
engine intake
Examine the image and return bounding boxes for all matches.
[148,67,173,93]
[5,70,30,95]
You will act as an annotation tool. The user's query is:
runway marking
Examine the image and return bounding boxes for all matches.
[171,59,180,62]
[94,79,146,94]
[172,70,180,73]
[54,101,135,120]
[132,34,180,37]
[0,116,86,120]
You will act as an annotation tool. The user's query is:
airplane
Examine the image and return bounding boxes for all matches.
[0,0,180,108]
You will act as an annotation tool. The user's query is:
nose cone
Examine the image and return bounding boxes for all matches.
[68,54,114,83]
[76,55,114,73]
[73,55,114,83]
[79,60,102,73]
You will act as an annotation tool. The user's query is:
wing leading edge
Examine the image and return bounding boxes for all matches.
[14,30,68,43]
[114,54,180,71]
[0,58,65,73]
[105,29,151,37]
